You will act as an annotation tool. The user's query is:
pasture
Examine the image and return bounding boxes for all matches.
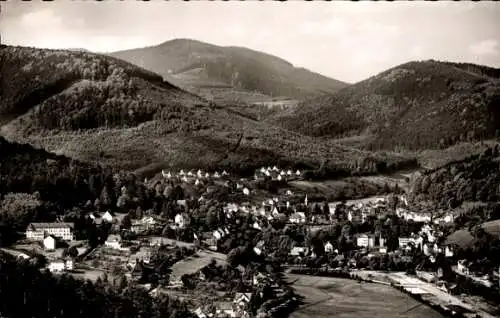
[287,274,444,318]
[170,249,227,281]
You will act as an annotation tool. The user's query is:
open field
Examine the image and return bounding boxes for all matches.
[70,267,106,282]
[287,274,445,318]
[170,249,227,281]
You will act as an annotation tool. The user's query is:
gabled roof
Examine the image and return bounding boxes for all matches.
[44,234,57,241]
[106,234,121,242]
[27,222,74,230]
[234,292,252,302]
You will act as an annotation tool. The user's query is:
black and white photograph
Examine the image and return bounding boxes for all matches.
[1,1,500,317]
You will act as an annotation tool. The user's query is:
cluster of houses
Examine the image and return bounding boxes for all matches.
[160,169,230,185]
[193,292,253,318]
[254,166,301,182]
[25,222,76,273]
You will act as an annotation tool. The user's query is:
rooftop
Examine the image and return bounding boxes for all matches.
[28,222,74,229]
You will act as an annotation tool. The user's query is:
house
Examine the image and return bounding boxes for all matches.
[129,261,148,280]
[213,229,224,240]
[296,170,301,176]
[423,244,431,256]
[213,172,221,178]
[289,212,306,224]
[457,260,469,274]
[287,170,293,176]
[65,258,74,270]
[286,190,293,196]
[252,272,267,286]
[222,170,229,176]
[193,307,209,318]
[252,222,262,231]
[234,292,252,307]
[43,235,56,250]
[289,246,307,256]
[142,216,159,228]
[26,223,74,241]
[133,247,152,264]
[47,258,73,273]
[176,200,187,208]
[216,302,235,318]
[174,213,189,229]
[102,211,113,223]
[253,240,265,255]
[187,171,194,177]
[356,234,375,248]
[105,234,122,249]
[131,221,146,233]
[324,241,334,253]
[243,188,250,196]
[48,260,65,273]
[445,246,454,258]
[398,237,412,249]
[272,206,280,216]
[277,175,283,181]
[179,169,185,176]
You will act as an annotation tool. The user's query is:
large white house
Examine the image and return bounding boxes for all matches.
[102,211,113,223]
[48,259,73,273]
[43,235,56,250]
[26,223,74,241]
[105,234,122,250]
[356,234,376,248]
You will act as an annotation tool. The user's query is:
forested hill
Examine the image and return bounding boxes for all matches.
[110,39,348,101]
[276,60,500,151]
[1,45,416,175]
[0,136,112,209]
[409,145,500,209]
[0,44,202,130]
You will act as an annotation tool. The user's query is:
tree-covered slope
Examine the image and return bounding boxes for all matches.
[276,60,500,151]
[410,146,500,209]
[0,45,417,177]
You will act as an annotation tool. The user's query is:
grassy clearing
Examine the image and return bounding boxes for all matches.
[417,140,500,169]
[288,274,444,318]
[170,249,227,281]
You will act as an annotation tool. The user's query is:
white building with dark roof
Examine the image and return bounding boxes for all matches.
[26,222,74,241]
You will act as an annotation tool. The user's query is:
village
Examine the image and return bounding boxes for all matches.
[2,165,499,318]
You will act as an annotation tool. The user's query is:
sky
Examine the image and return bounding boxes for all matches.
[1,1,500,83]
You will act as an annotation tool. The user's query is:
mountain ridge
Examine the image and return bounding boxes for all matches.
[275,59,500,151]
[109,38,349,102]
[1,44,413,177]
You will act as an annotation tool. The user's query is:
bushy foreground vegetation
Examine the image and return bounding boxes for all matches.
[0,252,193,318]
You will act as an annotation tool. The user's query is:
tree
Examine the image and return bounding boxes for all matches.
[100,185,112,207]
[63,246,79,258]
[121,214,132,229]
[33,254,47,268]
[322,201,330,218]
